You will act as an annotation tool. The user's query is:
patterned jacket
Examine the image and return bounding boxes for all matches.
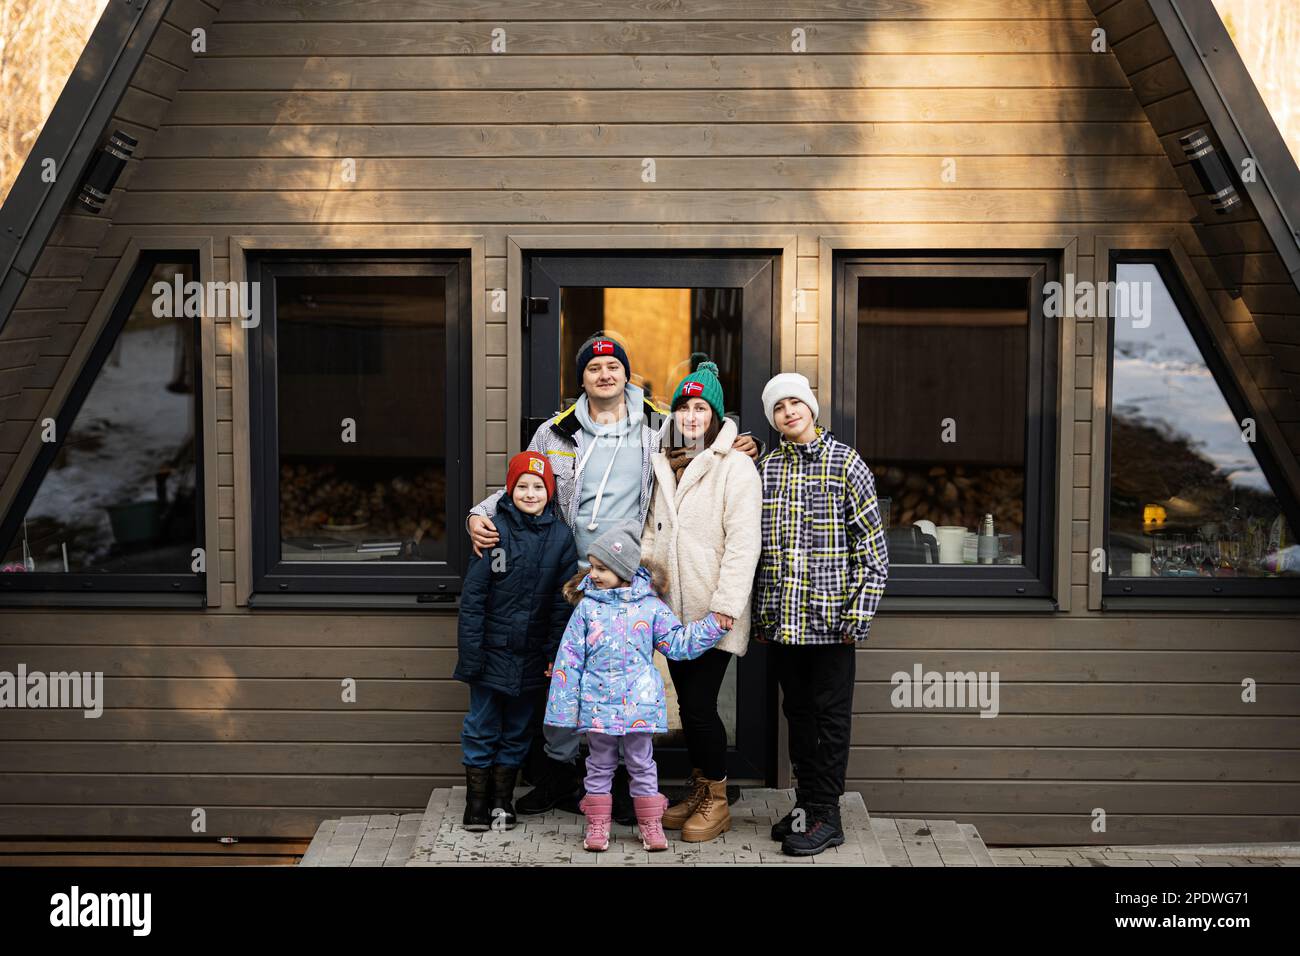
[754,427,889,645]
[544,562,725,735]
[469,384,668,534]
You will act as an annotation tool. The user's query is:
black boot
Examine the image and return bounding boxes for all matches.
[770,789,806,842]
[781,802,845,856]
[490,764,519,829]
[520,731,547,787]
[463,766,493,831]
[611,764,636,826]
[516,755,581,815]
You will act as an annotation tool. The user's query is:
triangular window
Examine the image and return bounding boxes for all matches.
[1107,260,1299,593]
[0,254,204,593]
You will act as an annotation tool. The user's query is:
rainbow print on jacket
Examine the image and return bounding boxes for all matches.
[544,565,724,735]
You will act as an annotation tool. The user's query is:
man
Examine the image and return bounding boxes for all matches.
[466,335,758,816]
[753,372,889,856]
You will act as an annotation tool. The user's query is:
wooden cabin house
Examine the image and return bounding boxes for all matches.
[0,0,1297,861]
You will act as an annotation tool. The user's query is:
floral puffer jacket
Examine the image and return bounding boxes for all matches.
[544,561,725,735]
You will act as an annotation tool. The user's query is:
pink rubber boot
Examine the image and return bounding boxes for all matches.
[579,793,613,851]
[634,794,670,852]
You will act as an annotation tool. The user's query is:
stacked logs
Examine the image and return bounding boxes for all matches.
[279,462,446,543]
[872,463,1024,535]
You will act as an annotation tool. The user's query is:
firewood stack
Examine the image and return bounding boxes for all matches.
[279,462,447,543]
[872,462,1024,536]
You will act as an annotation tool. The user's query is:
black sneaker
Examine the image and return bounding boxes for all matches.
[781,803,845,856]
[462,766,493,831]
[516,755,580,815]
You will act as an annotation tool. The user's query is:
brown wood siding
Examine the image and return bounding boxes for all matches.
[0,0,222,493]
[1096,0,1300,459]
[0,0,1297,847]
[2,611,1297,843]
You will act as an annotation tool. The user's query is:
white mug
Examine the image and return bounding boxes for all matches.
[1130,553,1152,577]
[935,526,967,565]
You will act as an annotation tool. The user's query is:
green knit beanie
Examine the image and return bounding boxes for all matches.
[671,358,725,421]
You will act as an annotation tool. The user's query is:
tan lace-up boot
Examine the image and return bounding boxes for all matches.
[681,776,731,843]
[662,768,707,830]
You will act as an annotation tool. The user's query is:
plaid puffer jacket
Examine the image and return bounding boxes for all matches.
[753,427,889,645]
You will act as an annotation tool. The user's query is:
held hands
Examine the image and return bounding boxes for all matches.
[712,612,735,631]
[468,514,499,557]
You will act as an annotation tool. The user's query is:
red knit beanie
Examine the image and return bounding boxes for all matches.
[506,451,555,503]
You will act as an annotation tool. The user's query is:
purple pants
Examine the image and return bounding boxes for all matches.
[585,732,658,797]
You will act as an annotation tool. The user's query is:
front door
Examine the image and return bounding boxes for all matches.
[524,252,777,782]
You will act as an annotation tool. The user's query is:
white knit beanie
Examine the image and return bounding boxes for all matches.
[761,372,819,429]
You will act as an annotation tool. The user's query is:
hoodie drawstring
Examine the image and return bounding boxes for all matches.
[583,431,624,531]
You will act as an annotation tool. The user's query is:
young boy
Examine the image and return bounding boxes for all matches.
[454,451,578,831]
[753,372,889,856]
[544,523,730,852]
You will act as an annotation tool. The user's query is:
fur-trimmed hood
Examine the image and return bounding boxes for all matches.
[563,558,670,605]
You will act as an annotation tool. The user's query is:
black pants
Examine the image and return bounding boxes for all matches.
[769,642,855,806]
[666,648,733,780]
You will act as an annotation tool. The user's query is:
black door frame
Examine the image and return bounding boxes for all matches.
[525,250,779,782]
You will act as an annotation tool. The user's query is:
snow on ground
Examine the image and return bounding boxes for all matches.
[18,319,195,567]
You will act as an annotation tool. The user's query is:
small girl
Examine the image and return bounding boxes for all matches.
[544,522,729,852]
[454,451,578,831]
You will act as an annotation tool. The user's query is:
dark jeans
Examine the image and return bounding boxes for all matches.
[769,642,855,806]
[666,647,733,780]
[461,684,537,768]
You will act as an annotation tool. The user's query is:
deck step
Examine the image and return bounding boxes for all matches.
[298,812,421,867]
[959,822,997,866]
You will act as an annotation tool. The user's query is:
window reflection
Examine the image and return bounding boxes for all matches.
[2,261,199,574]
[1109,263,1298,578]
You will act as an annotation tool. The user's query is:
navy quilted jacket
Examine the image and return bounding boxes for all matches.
[454,497,579,696]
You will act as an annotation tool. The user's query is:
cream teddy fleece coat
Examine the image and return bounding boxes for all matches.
[641,417,763,658]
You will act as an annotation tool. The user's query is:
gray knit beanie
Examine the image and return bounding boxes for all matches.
[587,522,641,584]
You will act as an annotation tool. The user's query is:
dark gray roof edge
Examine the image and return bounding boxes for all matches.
[0,0,171,333]
[1155,0,1300,290]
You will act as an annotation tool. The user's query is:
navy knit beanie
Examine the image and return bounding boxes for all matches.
[575,334,630,387]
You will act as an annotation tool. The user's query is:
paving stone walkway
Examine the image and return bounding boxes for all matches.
[299,787,1300,868]
[988,846,1300,867]
[302,787,993,867]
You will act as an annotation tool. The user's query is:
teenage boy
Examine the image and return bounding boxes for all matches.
[753,372,889,856]
[465,335,758,817]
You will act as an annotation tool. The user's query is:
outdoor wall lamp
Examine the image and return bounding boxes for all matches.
[1179,129,1242,214]
[76,130,138,214]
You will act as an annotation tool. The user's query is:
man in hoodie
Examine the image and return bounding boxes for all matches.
[466,334,758,816]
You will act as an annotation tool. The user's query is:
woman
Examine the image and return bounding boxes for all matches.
[640,360,762,843]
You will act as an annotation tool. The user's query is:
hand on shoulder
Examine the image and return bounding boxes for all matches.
[732,432,760,460]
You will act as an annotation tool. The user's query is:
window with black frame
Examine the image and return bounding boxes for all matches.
[247,255,470,596]
[1105,258,1300,598]
[835,257,1057,598]
[0,254,205,595]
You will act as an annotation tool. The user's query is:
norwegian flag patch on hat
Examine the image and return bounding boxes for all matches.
[682,381,704,397]
[592,339,615,354]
